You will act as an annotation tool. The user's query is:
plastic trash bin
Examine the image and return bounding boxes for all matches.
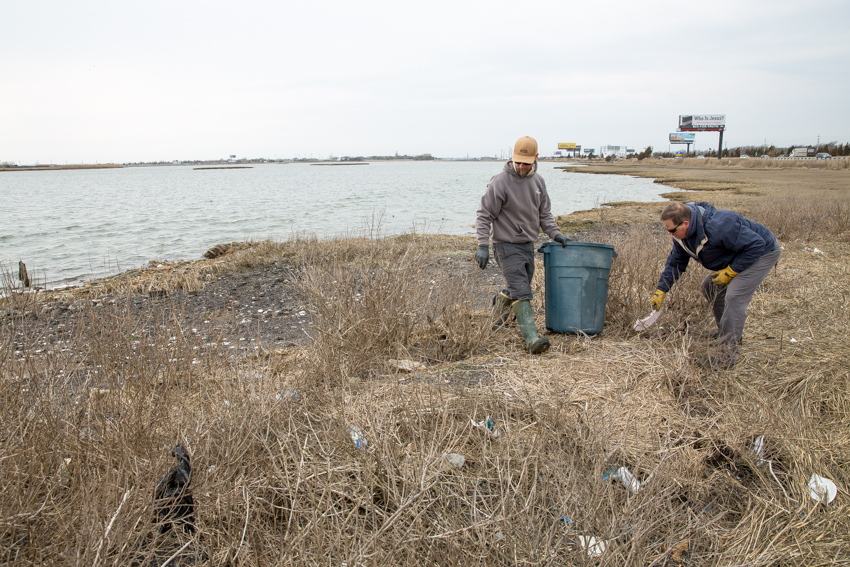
[538,241,617,334]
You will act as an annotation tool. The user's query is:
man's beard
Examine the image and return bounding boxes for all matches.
[516,163,535,177]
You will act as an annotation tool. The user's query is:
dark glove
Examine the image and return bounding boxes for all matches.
[475,245,489,269]
[553,234,570,247]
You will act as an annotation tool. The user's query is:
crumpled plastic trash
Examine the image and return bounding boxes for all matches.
[602,466,641,494]
[58,458,73,484]
[471,416,500,440]
[389,359,426,373]
[154,444,195,533]
[349,427,367,451]
[443,453,465,468]
[634,309,663,331]
[807,473,837,503]
[753,435,765,466]
[576,535,609,557]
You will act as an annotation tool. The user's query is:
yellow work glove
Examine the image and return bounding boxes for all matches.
[710,266,738,285]
[650,289,666,311]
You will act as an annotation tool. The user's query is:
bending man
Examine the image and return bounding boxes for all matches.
[475,136,569,354]
[651,201,779,369]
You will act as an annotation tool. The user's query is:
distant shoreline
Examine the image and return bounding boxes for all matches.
[194,166,253,170]
[0,164,123,172]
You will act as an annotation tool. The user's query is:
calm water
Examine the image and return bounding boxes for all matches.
[1,161,667,287]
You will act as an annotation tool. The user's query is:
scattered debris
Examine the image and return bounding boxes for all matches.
[349,427,367,451]
[753,435,765,466]
[576,535,609,557]
[634,308,663,331]
[277,389,302,402]
[471,416,500,440]
[389,359,426,373]
[58,458,73,484]
[154,445,195,533]
[443,453,465,469]
[661,540,690,565]
[807,474,837,503]
[603,466,641,494]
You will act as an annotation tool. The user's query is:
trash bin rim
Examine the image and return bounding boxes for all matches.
[538,241,616,253]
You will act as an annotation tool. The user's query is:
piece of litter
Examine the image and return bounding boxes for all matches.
[790,338,798,343]
[576,535,608,557]
[349,427,367,451]
[807,474,837,503]
[443,453,465,468]
[471,417,500,439]
[634,309,663,331]
[753,435,765,466]
[603,466,641,494]
[813,248,823,254]
[388,359,426,373]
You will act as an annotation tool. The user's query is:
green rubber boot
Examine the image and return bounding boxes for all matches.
[490,292,513,330]
[511,300,550,354]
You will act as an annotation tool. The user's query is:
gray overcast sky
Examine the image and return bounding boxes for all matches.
[2,0,848,164]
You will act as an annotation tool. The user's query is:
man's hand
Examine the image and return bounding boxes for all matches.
[710,266,738,285]
[650,289,666,311]
[475,245,490,270]
[553,234,570,247]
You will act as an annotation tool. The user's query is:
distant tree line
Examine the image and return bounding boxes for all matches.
[643,141,850,159]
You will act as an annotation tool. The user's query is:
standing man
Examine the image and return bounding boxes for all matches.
[475,136,569,354]
[651,201,780,369]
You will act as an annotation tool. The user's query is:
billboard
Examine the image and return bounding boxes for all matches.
[678,115,725,130]
[669,133,696,144]
[558,143,576,150]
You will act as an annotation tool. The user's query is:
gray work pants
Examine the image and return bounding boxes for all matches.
[493,242,536,301]
[701,247,780,364]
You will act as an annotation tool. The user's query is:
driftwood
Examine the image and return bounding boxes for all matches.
[18,261,30,288]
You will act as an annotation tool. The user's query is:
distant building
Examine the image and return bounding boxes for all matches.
[599,145,633,158]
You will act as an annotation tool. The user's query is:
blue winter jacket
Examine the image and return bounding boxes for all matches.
[657,202,776,293]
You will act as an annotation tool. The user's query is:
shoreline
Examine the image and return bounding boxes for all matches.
[0,164,123,172]
[14,162,850,294]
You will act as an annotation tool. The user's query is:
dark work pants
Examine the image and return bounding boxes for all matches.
[493,242,536,302]
[701,247,780,364]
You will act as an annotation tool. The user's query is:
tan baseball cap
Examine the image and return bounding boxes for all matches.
[512,136,538,164]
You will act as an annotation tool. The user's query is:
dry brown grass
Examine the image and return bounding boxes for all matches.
[637,157,850,170]
[1,191,849,565]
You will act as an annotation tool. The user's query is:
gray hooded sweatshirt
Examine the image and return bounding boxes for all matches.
[475,160,562,246]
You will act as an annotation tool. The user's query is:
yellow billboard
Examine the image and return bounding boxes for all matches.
[558,143,576,150]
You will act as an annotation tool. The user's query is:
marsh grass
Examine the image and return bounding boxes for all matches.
[641,157,850,170]
[1,197,849,565]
